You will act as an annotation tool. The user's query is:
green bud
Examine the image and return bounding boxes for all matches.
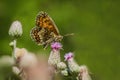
[61,69,68,76]
[9,20,23,38]
[57,62,67,70]
[9,41,14,47]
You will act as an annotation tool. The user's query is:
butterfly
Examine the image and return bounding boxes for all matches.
[30,11,63,48]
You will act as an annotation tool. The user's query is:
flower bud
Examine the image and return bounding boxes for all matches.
[57,62,67,70]
[65,52,80,73]
[9,20,23,38]
[12,66,20,75]
[61,69,68,76]
[48,42,62,67]
[14,48,38,68]
[19,52,38,68]
[78,65,92,80]
[14,48,27,59]
[9,41,14,47]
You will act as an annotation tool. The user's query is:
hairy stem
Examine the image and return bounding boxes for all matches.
[12,39,17,59]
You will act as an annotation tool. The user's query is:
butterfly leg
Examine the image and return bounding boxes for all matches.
[43,38,54,49]
[43,32,55,49]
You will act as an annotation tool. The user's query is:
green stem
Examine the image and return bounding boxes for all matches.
[12,39,17,59]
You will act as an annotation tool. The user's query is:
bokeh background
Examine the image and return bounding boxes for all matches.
[0,0,120,80]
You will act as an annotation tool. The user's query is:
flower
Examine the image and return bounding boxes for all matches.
[51,42,62,51]
[14,48,38,68]
[65,52,80,73]
[64,52,73,61]
[48,42,62,67]
[14,48,28,59]
[9,20,23,38]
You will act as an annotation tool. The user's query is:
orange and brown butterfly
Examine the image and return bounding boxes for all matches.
[30,11,63,48]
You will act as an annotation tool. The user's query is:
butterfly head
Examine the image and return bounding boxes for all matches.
[54,35,63,42]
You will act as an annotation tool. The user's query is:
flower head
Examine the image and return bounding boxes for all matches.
[64,52,74,61]
[51,42,62,51]
[9,20,23,38]
[65,52,80,73]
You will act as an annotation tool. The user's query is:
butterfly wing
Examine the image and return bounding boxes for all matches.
[30,27,45,45]
[36,11,60,35]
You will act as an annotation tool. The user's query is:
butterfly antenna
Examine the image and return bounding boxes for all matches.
[63,33,74,37]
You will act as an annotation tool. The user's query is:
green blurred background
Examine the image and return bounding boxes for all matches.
[0,0,120,80]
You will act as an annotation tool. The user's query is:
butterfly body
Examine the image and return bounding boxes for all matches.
[30,11,63,48]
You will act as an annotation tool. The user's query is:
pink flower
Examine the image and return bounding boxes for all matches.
[51,42,62,51]
[64,52,73,61]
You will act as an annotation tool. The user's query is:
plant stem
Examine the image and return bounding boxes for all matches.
[12,39,17,59]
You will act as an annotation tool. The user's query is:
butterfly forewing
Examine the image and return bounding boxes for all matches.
[36,11,59,35]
